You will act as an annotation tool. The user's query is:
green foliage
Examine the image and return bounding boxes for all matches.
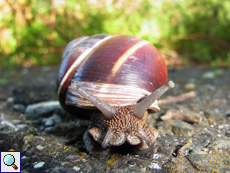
[0,0,230,69]
[161,0,230,66]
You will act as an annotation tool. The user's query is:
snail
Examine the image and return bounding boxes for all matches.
[57,34,175,154]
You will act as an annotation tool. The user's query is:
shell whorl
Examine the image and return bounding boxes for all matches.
[57,34,167,113]
[58,34,112,96]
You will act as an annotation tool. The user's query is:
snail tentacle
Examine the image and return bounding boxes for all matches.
[133,81,175,118]
[76,85,116,119]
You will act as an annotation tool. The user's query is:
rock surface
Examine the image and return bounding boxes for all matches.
[0,66,229,172]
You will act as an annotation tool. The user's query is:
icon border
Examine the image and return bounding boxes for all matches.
[0,151,21,173]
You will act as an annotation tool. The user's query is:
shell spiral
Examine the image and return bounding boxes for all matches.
[57,34,168,119]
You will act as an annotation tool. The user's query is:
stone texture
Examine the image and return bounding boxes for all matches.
[0,66,229,172]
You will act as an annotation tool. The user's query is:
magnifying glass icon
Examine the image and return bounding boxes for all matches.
[3,154,18,170]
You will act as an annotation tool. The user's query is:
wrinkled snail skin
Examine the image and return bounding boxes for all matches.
[57,34,174,154]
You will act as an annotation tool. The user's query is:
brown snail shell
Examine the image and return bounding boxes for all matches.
[58,34,167,114]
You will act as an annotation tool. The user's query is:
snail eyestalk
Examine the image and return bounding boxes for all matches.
[75,85,116,119]
[133,80,175,118]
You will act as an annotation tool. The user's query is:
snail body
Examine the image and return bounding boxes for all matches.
[57,34,174,154]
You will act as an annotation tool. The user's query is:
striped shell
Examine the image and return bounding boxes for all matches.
[57,34,167,118]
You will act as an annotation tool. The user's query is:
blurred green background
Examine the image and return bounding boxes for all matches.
[1,0,230,69]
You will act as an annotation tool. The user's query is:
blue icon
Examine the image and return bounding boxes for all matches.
[3,154,18,170]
